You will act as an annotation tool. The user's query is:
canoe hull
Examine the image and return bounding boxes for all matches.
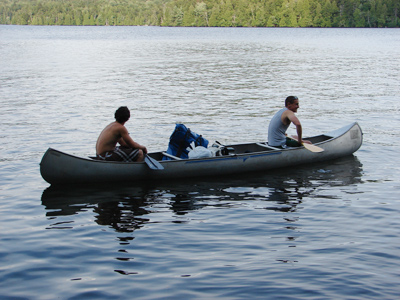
[40,122,363,185]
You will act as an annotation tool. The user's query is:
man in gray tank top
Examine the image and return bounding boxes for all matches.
[268,96,311,148]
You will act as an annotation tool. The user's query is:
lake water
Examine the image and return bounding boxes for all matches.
[0,25,400,299]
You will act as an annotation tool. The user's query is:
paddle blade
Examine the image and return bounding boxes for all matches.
[303,143,324,153]
[144,155,164,170]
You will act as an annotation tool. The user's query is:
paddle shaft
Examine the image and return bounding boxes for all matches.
[288,136,324,153]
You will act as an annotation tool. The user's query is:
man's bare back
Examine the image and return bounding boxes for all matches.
[96,122,125,155]
[96,107,147,162]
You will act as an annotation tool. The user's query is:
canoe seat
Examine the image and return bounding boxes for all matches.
[162,152,182,160]
[256,143,281,151]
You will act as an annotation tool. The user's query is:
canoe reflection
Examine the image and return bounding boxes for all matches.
[41,155,362,232]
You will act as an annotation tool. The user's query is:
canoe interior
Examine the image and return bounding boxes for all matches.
[143,134,333,161]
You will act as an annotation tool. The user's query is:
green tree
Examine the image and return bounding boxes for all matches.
[267,15,279,27]
[354,7,365,27]
[173,6,184,26]
[194,2,208,26]
[298,0,313,27]
[278,0,290,27]
[182,4,195,26]
[321,0,335,27]
[252,5,267,27]
[375,0,388,27]
[313,3,324,27]
[220,0,235,27]
[208,4,220,26]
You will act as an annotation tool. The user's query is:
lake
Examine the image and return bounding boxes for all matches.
[0,25,399,299]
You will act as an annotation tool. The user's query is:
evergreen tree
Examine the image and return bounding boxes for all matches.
[267,15,279,27]
[182,4,195,26]
[354,7,365,27]
[208,5,221,27]
[313,3,324,27]
[251,4,267,27]
[220,0,235,27]
[298,0,313,27]
[194,2,208,26]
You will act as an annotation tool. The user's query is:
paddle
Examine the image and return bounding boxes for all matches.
[144,154,164,170]
[302,143,324,153]
[289,136,324,153]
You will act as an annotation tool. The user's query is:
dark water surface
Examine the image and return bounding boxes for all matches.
[1,26,399,299]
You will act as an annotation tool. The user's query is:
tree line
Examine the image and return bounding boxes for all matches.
[1,0,399,28]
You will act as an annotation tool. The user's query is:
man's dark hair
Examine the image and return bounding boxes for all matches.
[285,96,298,106]
[115,106,130,123]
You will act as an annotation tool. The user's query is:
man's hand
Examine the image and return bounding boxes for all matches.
[291,135,312,145]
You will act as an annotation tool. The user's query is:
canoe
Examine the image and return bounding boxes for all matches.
[40,122,363,185]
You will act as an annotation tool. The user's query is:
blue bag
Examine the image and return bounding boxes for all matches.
[163,124,209,160]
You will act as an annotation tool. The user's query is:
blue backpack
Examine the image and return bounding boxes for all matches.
[163,124,209,160]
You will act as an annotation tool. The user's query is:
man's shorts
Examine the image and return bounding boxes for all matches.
[286,137,301,147]
[96,146,140,162]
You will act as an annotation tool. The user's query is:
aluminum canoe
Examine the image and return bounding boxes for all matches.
[40,122,363,185]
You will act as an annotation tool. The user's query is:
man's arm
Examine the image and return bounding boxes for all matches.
[287,112,312,144]
[119,126,147,153]
[117,137,129,147]
[287,112,304,144]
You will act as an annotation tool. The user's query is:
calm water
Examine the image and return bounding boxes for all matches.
[1,26,400,299]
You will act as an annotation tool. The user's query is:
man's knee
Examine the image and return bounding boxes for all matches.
[137,149,144,162]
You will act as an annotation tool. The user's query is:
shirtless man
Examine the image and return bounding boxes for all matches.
[96,106,147,162]
[268,96,312,148]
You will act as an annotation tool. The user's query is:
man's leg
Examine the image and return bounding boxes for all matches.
[136,149,144,162]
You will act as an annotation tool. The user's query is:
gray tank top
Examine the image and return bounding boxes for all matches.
[268,108,289,147]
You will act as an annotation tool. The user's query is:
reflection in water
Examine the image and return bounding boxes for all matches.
[41,155,363,275]
[95,201,149,232]
[41,155,363,232]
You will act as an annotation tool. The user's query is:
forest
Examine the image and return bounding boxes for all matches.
[1,0,399,28]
